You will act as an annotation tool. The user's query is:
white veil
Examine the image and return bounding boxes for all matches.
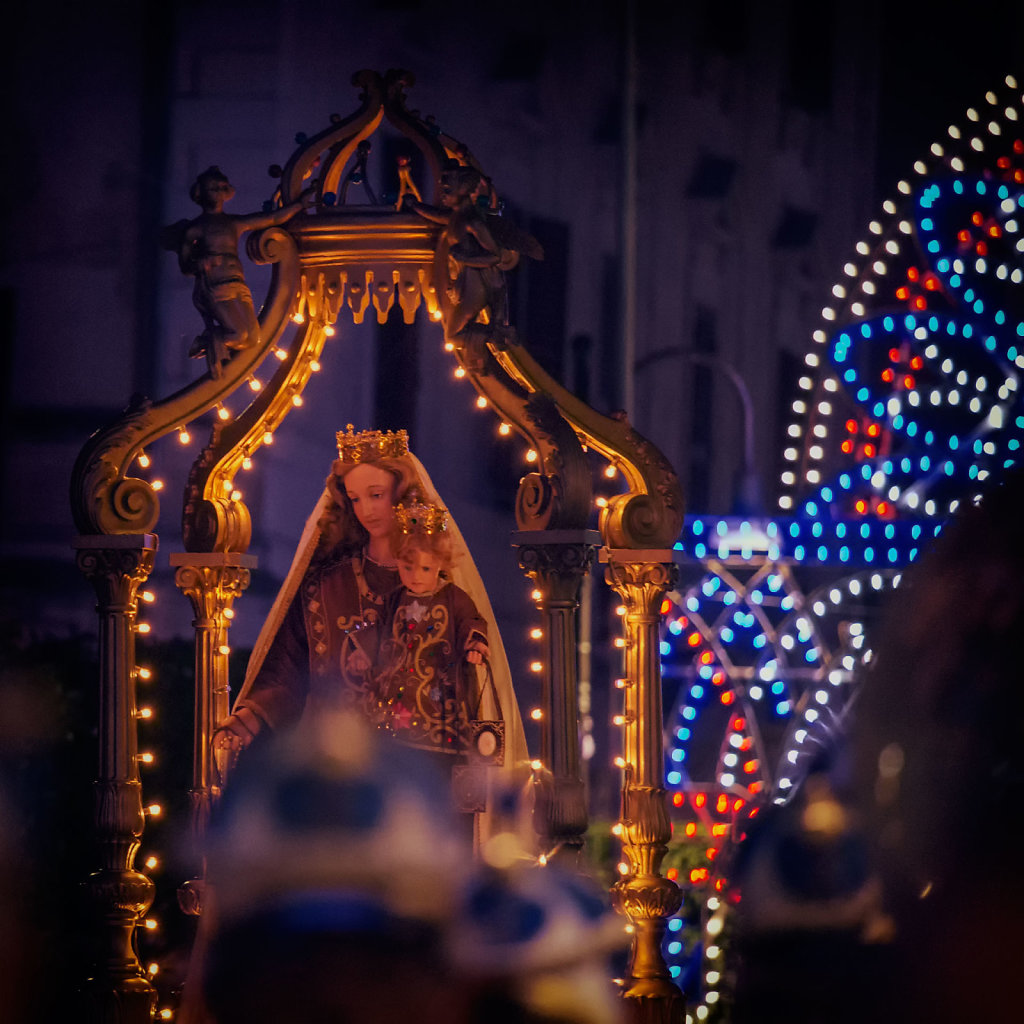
[235,450,530,776]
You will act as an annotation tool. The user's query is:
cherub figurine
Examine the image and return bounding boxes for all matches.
[164,166,313,377]
[406,163,542,350]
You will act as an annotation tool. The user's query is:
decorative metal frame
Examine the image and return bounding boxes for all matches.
[71,69,686,1024]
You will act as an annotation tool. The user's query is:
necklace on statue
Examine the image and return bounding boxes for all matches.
[364,549,398,569]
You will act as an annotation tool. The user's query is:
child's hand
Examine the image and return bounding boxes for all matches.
[465,637,489,665]
[347,648,371,674]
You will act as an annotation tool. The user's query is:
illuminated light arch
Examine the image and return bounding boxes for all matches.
[660,73,1024,1021]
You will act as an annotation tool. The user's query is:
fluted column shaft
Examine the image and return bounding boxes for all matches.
[603,549,684,1024]
[74,534,159,1024]
[513,529,600,863]
[170,552,255,915]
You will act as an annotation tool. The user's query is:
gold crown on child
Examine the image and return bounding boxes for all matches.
[336,424,409,463]
[395,500,449,535]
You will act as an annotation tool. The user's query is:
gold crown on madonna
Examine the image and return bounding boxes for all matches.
[395,500,449,535]
[336,424,409,463]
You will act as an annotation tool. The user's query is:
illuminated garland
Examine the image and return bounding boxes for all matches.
[661,74,1024,1023]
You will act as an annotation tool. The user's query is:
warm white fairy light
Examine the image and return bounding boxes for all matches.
[530,708,543,720]
[137,667,152,681]
[498,422,511,436]
[151,480,164,492]
[454,366,467,379]
[273,347,287,360]
[292,394,303,407]
[248,376,261,392]
[263,430,274,445]
[323,325,336,338]
[137,450,151,468]
[291,312,305,324]
[178,427,190,445]
[476,395,488,409]
[216,404,230,421]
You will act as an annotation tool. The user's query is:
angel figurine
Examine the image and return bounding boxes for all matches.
[406,163,542,350]
[163,166,313,377]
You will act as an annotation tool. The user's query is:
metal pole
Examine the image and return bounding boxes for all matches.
[622,0,638,421]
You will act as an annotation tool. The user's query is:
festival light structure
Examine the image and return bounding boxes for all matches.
[660,74,1024,1022]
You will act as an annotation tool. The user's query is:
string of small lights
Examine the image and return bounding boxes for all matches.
[662,74,1024,1023]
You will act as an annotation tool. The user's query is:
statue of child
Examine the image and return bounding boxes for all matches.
[364,499,495,759]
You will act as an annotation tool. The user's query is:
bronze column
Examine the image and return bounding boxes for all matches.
[74,534,159,1024]
[513,529,601,864]
[170,552,256,915]
[603,548,684,1024]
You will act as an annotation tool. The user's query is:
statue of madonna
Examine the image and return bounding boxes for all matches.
[214,425,529,841]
